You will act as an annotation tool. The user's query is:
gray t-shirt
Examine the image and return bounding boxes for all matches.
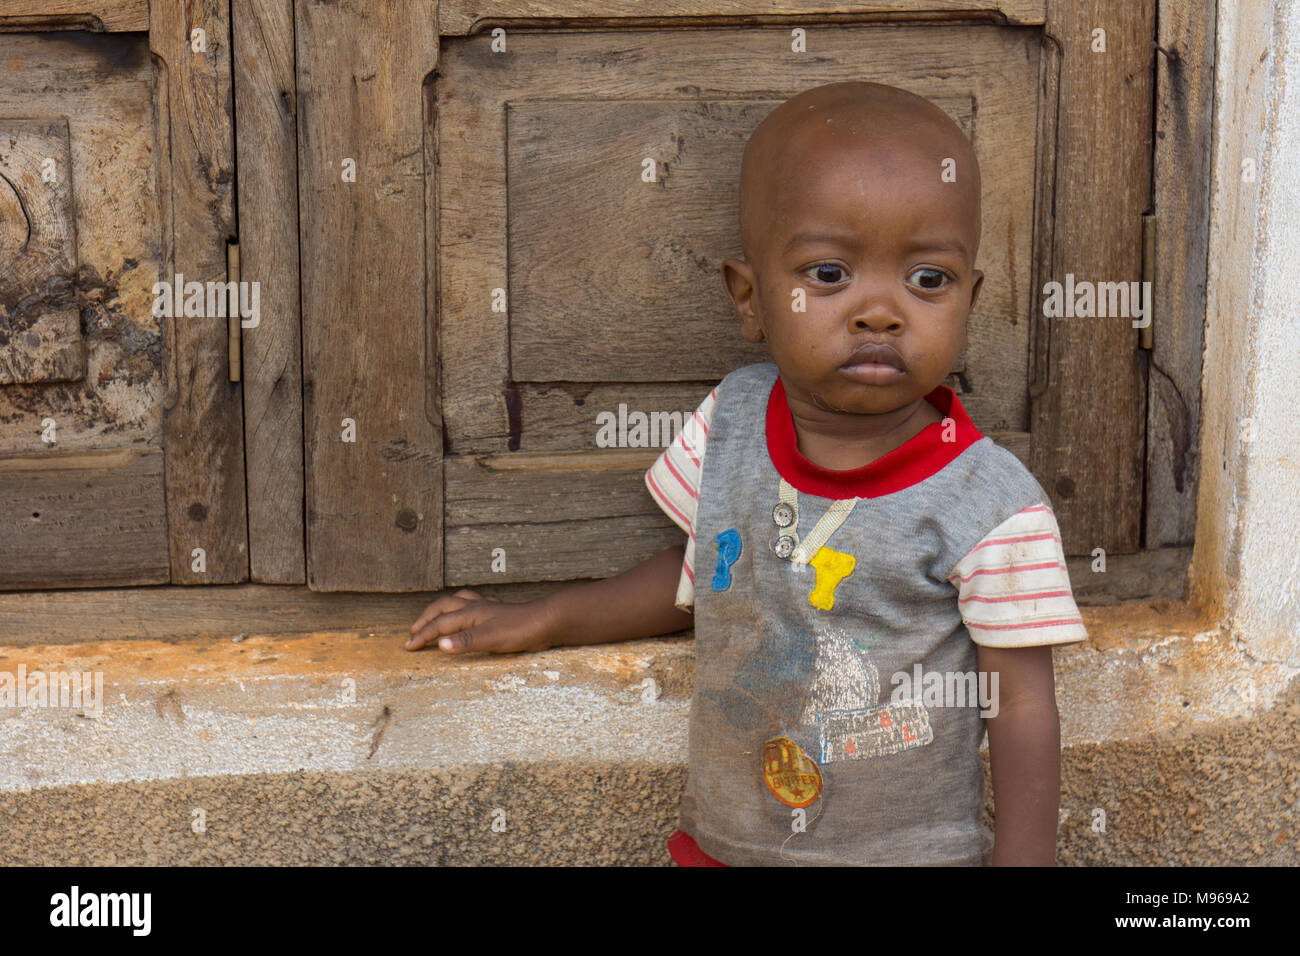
[648,362,1086,866]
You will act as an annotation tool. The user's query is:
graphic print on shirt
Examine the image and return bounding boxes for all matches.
[762,736,823,808]
[806,546,855,610]
[710,528,742,592]
[700,616,933,775]
[799,623,933,765]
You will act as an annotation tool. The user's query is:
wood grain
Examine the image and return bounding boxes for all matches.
[1144,0,1214,548]
[437,0,1050,36]
[0,0,148,32]
[0,579,563,646]
[151,0,247,583]
[0,118,82,384]
[0,447,168,589]
[232,0,305,583]
[0,545,1185,647]
[1027,0,1154,554]
[296,0,441,590]
[0,30,168,589]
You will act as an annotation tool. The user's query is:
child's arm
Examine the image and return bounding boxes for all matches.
[406,543,694,654]
[977,643,1061,866]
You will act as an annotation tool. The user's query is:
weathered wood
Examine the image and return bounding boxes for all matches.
[0,30,169,589]
[151,0,246,583]
[439,24,1041,456]
[0,582,527,646]
[0,0,148,32]
[446,450,661,524]
[0,447,168,589]
[1066,546,1191,605]
[1028,1,1153,554]
[231,0,304,584]
[0,118,82,384]
[437,0,1050,36]
[1026,24,1060,419]
[445,449,671,582]
[297,0,441,590]
[448,514,683,585]
[1145,0,1214,547]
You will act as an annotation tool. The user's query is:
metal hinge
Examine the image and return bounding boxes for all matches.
[227,241,241,382]
[1139,213,1154,350]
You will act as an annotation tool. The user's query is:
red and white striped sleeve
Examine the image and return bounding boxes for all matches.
[644,387,717,612]
[948,504,1088,647]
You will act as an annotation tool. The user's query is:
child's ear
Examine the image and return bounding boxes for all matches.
[721,257,765,342]
[968,269,985,313]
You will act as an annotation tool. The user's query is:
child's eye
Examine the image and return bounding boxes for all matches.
[804,263,847,284]
[907,268,951,291]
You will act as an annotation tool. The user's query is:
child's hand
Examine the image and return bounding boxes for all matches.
[406,589,557,655]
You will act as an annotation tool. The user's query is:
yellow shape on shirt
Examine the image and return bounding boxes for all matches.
[808,546,855,610]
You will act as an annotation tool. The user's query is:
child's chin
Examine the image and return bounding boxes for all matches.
[811,386,910,417]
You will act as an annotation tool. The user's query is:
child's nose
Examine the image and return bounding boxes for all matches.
[845,275,907,332]
[848,300,906,334]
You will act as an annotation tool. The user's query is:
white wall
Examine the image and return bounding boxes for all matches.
[1193,0,1300,667]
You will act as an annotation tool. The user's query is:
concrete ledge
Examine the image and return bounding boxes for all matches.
[2,601,1297,864]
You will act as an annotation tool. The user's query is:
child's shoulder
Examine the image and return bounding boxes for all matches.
[925,436,1056,558]
[949,434,1047,502]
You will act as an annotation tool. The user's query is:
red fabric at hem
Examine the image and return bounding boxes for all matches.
[667,829,729,867]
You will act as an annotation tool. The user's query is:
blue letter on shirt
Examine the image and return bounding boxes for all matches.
[711,528,742,591]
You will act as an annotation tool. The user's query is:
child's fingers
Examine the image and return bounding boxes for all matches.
[405,604,485,651]
[408,589,484,634]
[434,625,484,654]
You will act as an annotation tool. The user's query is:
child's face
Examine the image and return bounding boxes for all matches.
[724,91,984,420]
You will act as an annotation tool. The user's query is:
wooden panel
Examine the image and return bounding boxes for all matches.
[1028,1,1153,554]
[507,98,772,383]
[0,32,162,448]
[1145,0,1214,548]
[231,0,304,583]
[1065,546,1190,605]
[297,0,441,591]
[439,25,1042,456]
[437,1,1050,35]
[445,450,668,583]
[150,0,246,583]
[0,30,169,589]
[0,117,83,384]
[507,97,981,383]
[0,0,149,32]
[0,447,168,588]
[0,579,560,646]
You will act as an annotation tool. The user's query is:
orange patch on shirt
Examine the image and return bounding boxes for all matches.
[762,736,823,808]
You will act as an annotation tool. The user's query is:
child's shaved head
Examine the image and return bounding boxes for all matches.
[738,81,982,268]
[721,80,985,439]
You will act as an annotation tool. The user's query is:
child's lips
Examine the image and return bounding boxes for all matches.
[839,343,907,383]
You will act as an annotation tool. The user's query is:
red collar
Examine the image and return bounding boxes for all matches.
[765,377,984,499]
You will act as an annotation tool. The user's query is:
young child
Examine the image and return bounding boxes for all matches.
[407,81,1087,866]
